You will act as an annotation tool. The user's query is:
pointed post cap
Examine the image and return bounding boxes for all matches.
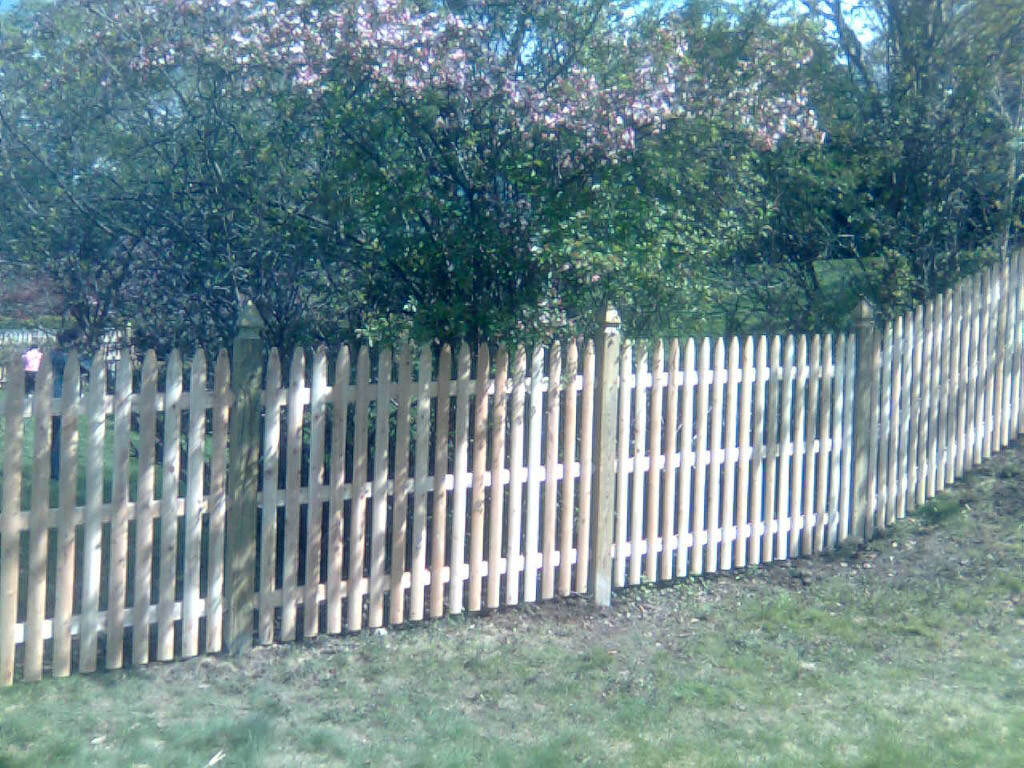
[852,298,874,326]
[236,298,264,341]
[601,303,621,329]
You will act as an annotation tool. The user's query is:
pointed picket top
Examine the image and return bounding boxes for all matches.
[853,298,874,327]
[215,348,230,386]
[236,299,264,340]
[602,303,621,329]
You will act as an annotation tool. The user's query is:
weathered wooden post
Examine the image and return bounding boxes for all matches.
[851,299,879,543]
[590,304,621,607]
[0,351,25,685]
[225,300,264,654]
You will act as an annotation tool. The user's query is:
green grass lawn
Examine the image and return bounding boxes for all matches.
[2,444,1024,767]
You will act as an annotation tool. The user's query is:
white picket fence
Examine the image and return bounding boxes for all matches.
[0,252,1021,685]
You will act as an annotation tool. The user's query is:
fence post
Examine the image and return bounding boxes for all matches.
[0,351,25,686]
[851,299,878,543]
[225,300,264,655]
[590,304,621,607]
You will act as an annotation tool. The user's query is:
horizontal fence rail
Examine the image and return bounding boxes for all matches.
[0,252,1022,684]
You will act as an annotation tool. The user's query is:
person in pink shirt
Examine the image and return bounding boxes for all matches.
[22,346,42,391]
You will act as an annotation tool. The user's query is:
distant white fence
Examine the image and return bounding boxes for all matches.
[0,330,127,388]
[0,329,55,348]
[0,252,1022,685]
[0,331,55,388]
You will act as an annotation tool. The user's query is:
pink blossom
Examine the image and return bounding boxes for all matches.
[129,0,820,160]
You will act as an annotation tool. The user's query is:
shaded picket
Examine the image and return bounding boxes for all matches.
[4,254,1024,686]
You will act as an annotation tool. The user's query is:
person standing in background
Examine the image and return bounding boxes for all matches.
[22,345,42,392]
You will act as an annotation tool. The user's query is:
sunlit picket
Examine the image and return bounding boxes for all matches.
[0,253,1022,685]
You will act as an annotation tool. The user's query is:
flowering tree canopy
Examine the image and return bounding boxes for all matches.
[1,0,824,348]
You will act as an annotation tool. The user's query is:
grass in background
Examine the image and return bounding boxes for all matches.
[1,444,1024,766]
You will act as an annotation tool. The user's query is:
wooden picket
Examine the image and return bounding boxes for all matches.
[721,338,740,569]
[876,324,892,532]
[0,352,23,687]
[614,344,632,587]
[470,343,489,609]
[707,338,726,571]
[826,336,844,547]
[505,346,526,605]
[82,353,107,672]
[207,350,229,653]
[676,339,696,577]
[486,348,508,609]
[814,336,833,552]
[369,348,393,627]
[788,335,807,557]
[762,336,782,561]
[661,339,681,580]
[559,341,579,597]
[691,339,710,574]
[348,347,370,628]
[4,253,1024,685]
[645,341,664,582]
[448,345,469,615]
[23,356,51,681]
[629,342,648,585]
[391,344,413,623]
[938,290,953,492]
[749,337,768,564]
[777,336,796,560]
[281,349,304,641]
[954,284,969,478]
[56,353,82,674]
[409,346,432,621]
[735,337,754,566]
[802,336,820,553]
[523,347,543,603]
[182,351,206,658]
[896,316,911,520]
[575,340,595,594]
[260,350,282,643]
[132,352,156,665]
[306,348,328,637]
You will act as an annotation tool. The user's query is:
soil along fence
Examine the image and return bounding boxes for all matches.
[1,254,1022,684]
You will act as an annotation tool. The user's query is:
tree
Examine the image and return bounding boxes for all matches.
[0,0,824,350]
[796,0,1024,316]
[1,0,363,353]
